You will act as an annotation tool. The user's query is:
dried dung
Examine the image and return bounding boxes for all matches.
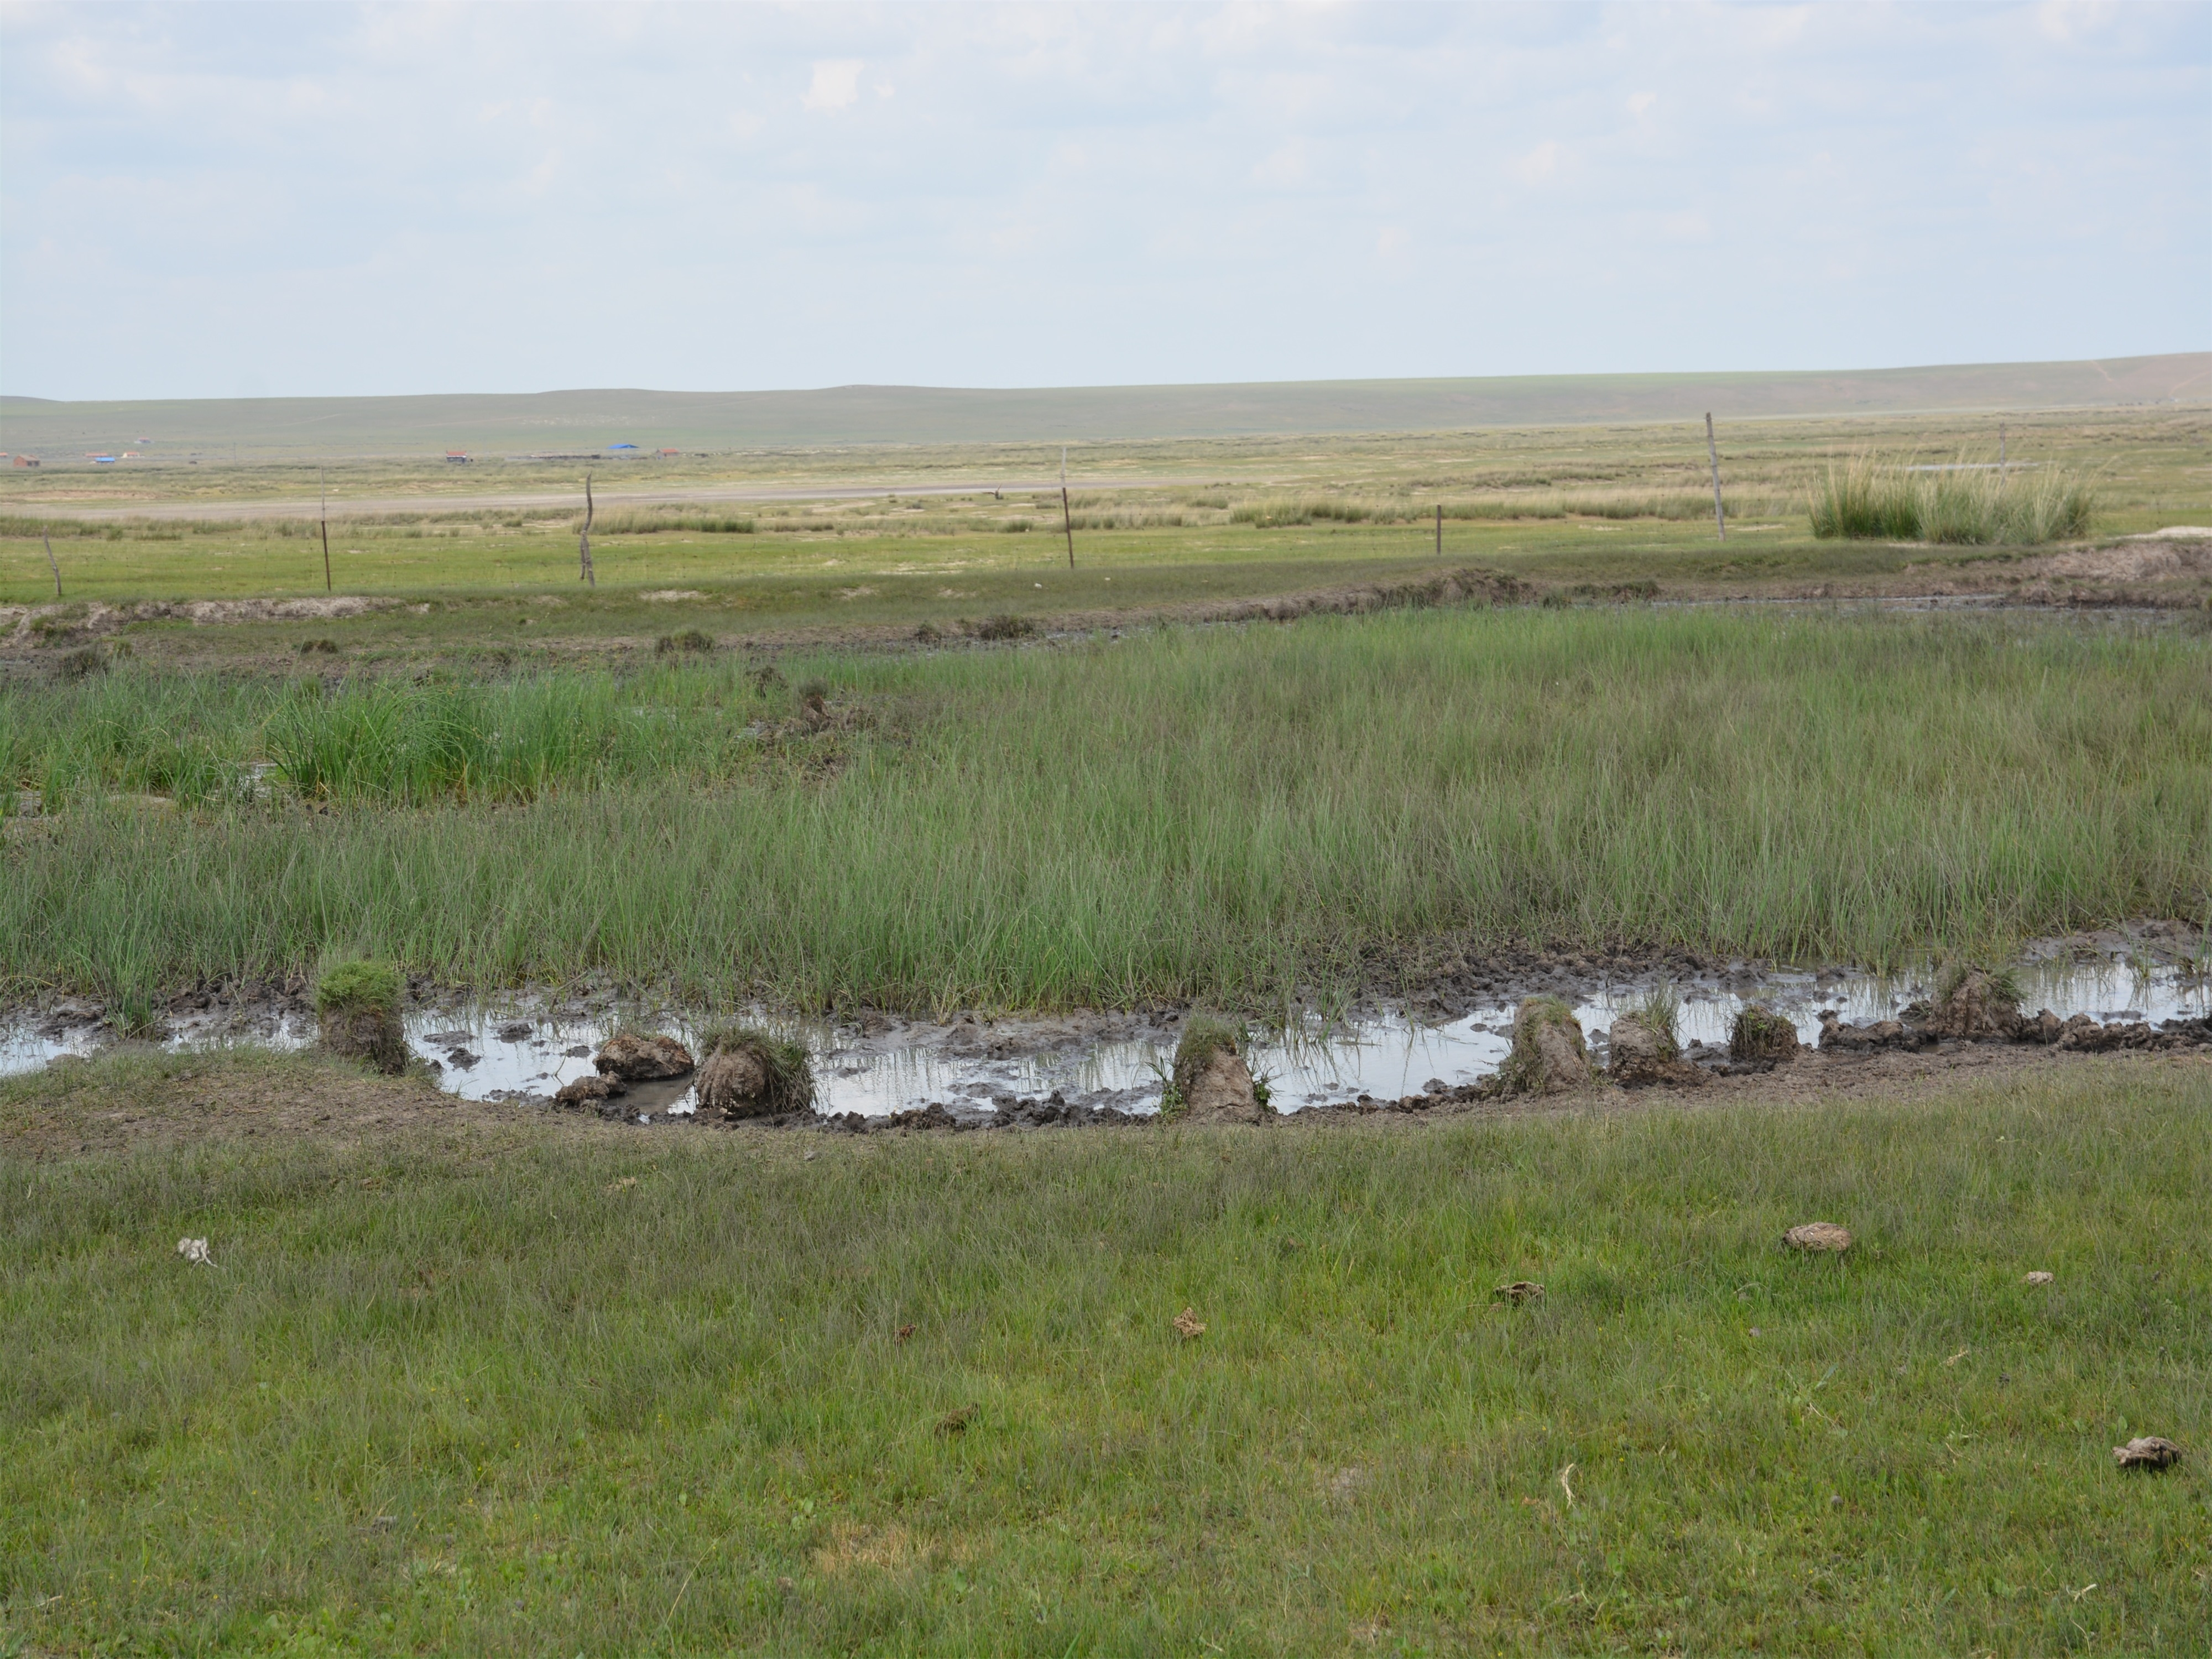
[1783,1222,1853,1253]
[2112,1436,2182,1470]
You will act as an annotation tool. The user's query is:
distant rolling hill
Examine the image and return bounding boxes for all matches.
[3,354,2204,459]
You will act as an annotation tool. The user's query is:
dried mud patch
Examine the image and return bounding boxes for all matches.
[0,1050,624,1163]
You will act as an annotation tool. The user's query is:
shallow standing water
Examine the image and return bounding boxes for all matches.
[4,957,2202,1121]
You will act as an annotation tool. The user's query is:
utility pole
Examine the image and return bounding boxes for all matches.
[1704,413,1726,541]
[1060,446,1074,568]
[319,467,332,592]
[579,473,596,587]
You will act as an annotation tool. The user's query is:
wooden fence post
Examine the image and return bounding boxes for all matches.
[1435,503,1442,557]
[1061,446,1074,568]
[43,534,61,599]
[580,474,596,587]
[1705,413,1726,540]
[320,467,332,593]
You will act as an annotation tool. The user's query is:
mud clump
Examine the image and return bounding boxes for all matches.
[315,959,408,1076]
[555,1073,629,1115]
[1729,1004,1799,1065]
[1606,1004,1705,1088]
[1819,1013,1910,1052]
[594,1031,695,1082]
[1168,1017,1265,1124]
[974,614,1037,641]
[1922,966,2022,1041]
[1501,997,1593,1095]
[695,1026,816,1121]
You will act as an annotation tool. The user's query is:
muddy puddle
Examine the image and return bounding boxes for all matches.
[5,950,2204,1124]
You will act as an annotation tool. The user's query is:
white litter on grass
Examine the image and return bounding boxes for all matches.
[176,1237,212,1265]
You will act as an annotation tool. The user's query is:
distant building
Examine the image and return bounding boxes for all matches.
[445,451,471,463]
[13,455,40,467]
[658,448,680,456]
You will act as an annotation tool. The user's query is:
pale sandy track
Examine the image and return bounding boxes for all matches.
[13,476,1178,524]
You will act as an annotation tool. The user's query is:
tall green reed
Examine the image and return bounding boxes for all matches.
[6,608,2205,1009]
[1809,453,2094,544]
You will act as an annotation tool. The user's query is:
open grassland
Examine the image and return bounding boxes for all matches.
[2,1053,2205,1655]
[6,607,2208,1012]
[4,409,2205,627]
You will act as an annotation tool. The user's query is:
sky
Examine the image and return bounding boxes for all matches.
[2,1,2206,401]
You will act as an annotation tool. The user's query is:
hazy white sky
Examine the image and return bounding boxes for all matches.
[2,1,2205,400]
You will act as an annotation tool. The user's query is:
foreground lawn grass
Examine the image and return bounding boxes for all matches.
[3,1057,2206,1655]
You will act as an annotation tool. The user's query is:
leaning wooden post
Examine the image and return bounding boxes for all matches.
[1435,502,1442,557]
[320,467,332,593]
[1999,422,2007,487]
[43,534,62,599]
[1704,413,1726,541]
[579,473,596,587]
[1060,446,1074,568]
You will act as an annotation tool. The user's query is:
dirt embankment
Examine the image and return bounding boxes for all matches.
[2,594,404,644]
[8,1040,2208,1165]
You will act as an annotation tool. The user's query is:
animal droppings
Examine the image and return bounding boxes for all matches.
[935,1404,977,1438]
[1783,1222,1853,1253]
[1493,1281,1546,1305]
[176,1237,211,1265]
[896,1323,916,1344]
[2112,1436,2182,1470]
[1172,1307,1207,1339]
[2023,1270,2054,1285]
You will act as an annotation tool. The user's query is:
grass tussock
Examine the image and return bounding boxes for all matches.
[2,608,2207,1009]
[1809,453,2094,545]
[695,1023,817,1114]
[2,1060,2202,1651]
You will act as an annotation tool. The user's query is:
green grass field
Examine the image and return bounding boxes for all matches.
[6,405,2207,625]
[6,389,2212,1655]
[3,1051,2205,1656]
[7,606,2208,1012]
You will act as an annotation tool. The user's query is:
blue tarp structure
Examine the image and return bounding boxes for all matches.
[607,443,638,450]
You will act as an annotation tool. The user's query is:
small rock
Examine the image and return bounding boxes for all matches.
[495,1020,535,1042]
[594,1030,694,1081]
[2023,1270,2054,1285]
[2112,1436,2182,1470]
[1783,1222,1853,1253]
[1493,1281,1545,1306]
[443,1048,479,1070]
[176,1237,212,1265]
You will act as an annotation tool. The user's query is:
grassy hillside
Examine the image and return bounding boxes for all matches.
[5,353,2205,460]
